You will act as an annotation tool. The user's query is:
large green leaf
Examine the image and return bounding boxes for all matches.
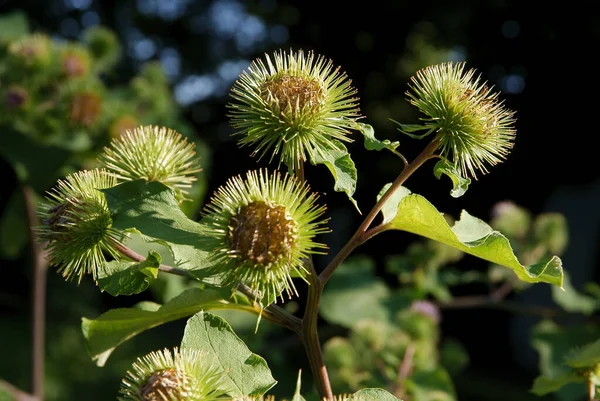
[311,140,359,212]
[320,256,410,328]
[348,388,403,401]
[376,183,412,225]
[102,180,215,276]
[97,250,161,296]
[382,189,563,287]
[81,287,236,366]
[181,311,277,397]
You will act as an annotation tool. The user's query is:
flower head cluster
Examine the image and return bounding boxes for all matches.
[119,348,223,401]
[98,125,201,201]
[406,62,516,179]
[36,169,122,282]
[202,169,328,303]
[228,49,361,168]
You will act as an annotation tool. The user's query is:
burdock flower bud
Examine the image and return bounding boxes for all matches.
[228,49,361,169]
[59,45,91,78]
[119,348,223,401]
[8,33,51,71]
[4,86,29,109]
[202,169,329,303]
[69,92,102,127]
[36,169,122,282]
[406,62,516,179]
[98,125,202,201]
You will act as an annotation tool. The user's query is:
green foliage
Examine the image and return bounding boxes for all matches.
[181,311,277,397]
[97,250,161,296]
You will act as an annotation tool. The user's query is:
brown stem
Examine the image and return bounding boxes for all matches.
[22,186,47,401]
[319,138,439,285]
[301,260,333,401]
[589,377,596,401]
[0,379,37,401]
[393,343,415,398]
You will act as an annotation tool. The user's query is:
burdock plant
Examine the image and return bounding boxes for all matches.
[30,49,569,401]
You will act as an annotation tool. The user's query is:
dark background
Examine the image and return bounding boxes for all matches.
[1,0,599,400]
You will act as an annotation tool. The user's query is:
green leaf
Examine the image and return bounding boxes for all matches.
[356,123,400,152]
[348,388,403,401]
[390,120,434,139]
[407,367,456,401]
[433,159,471,198]
[81,287,236,366]
[564,338,600,369]
[97,250,161,296]
[181,311,277,397]
[311,140,360,213]
[0,11,29,43]
[320,256,410,328]
[383,191,563,287]
[0,190,27,259]
[530,374,584,396]
[376,183,412,225]
[552,271,599,315]
[102,180,216,277]
[291,370,306,401]
[531,320,600,379]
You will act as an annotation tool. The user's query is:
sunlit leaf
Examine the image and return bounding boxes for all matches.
[355,122,400,152]
[348,388,403,401]
[433,159,471,198]
[102,180,217,279]
[376,183,411,225]
[382,190,563,287]
[82,287,240,366]
[311,140,359,213]
[181,311,276,397]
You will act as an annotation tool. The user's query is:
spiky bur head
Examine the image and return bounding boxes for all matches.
[36,169,122,283]
[119,348,223,401]
[7,33,51,71]
[202,169,329,303]
[406,62,516,179]
[58,44,91,78]
[228,49,361,169]
[98,125,202,201]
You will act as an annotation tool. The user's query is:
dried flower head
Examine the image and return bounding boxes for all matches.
[202,169,328,304]
[228,49,361,168]
[69,92,103,127]
[36,169,122,282]
[119,348,223,401]
[406,62,516,179]
[98,125,202,201]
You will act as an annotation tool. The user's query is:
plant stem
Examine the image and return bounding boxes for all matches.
[301,260,333,401]
[114,243,302,331]
[22,186,47,401]
[393,343,415,398]
[319,138,439,285]
[0,379,37,401]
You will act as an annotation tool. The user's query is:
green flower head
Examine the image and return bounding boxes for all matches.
[228,49,361,169]
[202,169,329,304]
[406,61,516,179]
[119,347,223,401]
[36,169,122,283]
[98,125,202,201]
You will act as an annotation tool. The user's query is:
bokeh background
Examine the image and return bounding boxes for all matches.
[1,0,599,400]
